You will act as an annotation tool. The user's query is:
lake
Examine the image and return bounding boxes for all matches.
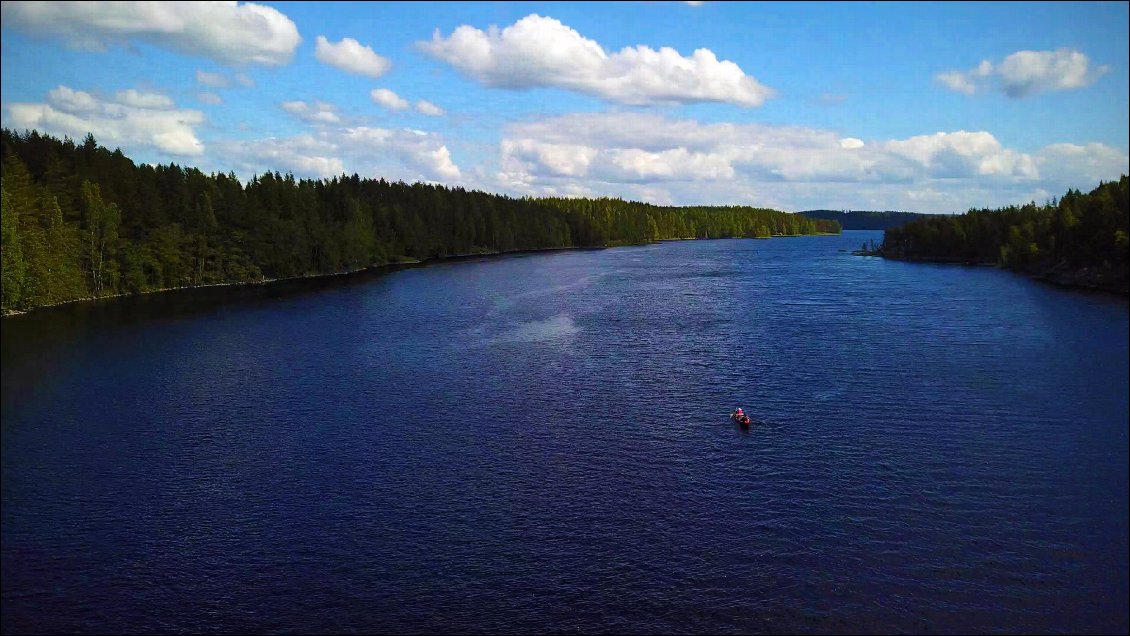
[2,230,1127,634]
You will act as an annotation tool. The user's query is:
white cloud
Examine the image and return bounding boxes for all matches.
[492,112,1127,213]
[935,71,978,95]
[501,139,599,177]
[114,89,174,109]
[418,14,774,107]
[371,88,410,111]
[603,147,734,181]
[196,69,230,88]
[4,85,205,156]
[0,1,301,66]
[315,36,391,78]
[221,134,346,178]
[416,100,445,116]
[195,69,255,90]
[423,145,461,181]
[220,126,462,182]
[501,113,885,184]
[281,100,341,124]
[197,92,224,105]
[997,49,1107,96]
[338,126,461,180]
[1035,143,1130,188]
[46,85,98,113]
[936,49,1107,97]
[882,130,1040,179]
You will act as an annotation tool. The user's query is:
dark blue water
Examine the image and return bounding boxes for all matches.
[3,231,1127,634]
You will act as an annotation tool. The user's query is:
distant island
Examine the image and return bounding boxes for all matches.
[870,176,1129,294]
[0,129,840,315]
[799,209,929,230]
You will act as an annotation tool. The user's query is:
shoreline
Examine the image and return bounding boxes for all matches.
[2,235,839,319]
[0,244,601,319]
[868,253,1129,297]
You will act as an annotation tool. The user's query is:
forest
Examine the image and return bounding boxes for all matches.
[879,176,1129,293]
[0,129,840,313]
[800,209,928,230]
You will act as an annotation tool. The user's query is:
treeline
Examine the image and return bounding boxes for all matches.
[541,198,839,245]
[0,129,839,312]
[881,176,1129,293]
[800,209,928,230]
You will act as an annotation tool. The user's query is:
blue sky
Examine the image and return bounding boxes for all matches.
[2,1,1127,213]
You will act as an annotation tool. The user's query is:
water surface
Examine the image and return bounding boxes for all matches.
[3,231,1127,634]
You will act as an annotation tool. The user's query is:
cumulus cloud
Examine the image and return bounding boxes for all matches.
[936,49,1107,97]
[371,91,446,116]
[935,60,992,95]
[1035,143,1130,188]
[604,148,734,181]
[500,113,889,185]
[220,134,346,178]
[370,88,410,111]
[418,14,774,107]
[114,89,174,109]
[220,126,461,182]
[883,130,1039,179]
[315,36,391,78]
[502,113,1052,184]
[423,145,461,181]
[195,69,255,90]
[501,139,599,177]
[4,85,205,156]
[492,112,1127,213]
[338,127,461,181]
[0,1,301,65]
[936,72,975,95]
[196,70,230,88]
[45,85,99,113]
[997,49,1107,96]
[281,100,341,124]
[416,100,445,117]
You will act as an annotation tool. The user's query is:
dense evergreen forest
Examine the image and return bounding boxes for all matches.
[0,129,839,313]
[879,176,1129,293]
[800,209,928,230]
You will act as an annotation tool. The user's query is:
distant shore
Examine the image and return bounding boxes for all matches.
[0,245,591,318]
[3,234,838,318]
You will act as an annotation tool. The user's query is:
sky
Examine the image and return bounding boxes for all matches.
[1,1,1127,214]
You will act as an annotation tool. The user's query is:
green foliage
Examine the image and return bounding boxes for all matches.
[1,185,26,308]
[881,176,1130,291]
[0,128,840,313]
[800,209,927,230]
[2,154,86,310]
[538,197,840,243]
[80,180,121,295]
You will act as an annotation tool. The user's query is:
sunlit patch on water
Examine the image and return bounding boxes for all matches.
[489,313,581,345]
